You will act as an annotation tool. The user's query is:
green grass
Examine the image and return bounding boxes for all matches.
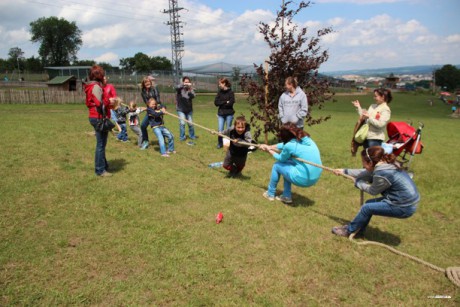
[0,93,459,305]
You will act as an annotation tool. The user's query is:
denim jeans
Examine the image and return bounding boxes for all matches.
[217,115,233,146]
[347,197,417,233]
[177,111,195,141]
[153,126,175,154]
[89,118,109,175]
[130,125,142,147]
[117,123,128,141]
[364,139,383,149]
[267,161,296,198]
[141,115,150,143]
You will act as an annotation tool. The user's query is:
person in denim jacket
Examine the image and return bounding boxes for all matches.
[332,146,420,237]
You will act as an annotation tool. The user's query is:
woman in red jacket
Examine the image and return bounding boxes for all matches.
[85,65,113,177]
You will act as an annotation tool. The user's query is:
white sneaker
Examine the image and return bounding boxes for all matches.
[263,191,275,201]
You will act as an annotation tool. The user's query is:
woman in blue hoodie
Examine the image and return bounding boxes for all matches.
[261,123,322,204]
[332,146,420,237]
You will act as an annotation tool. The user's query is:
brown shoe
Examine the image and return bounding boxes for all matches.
[99,171,113,177]
[332,225,350,237]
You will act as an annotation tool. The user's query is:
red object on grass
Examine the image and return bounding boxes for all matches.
[216,212,223,224]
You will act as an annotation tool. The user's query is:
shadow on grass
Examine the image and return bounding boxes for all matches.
[108,158,127,173]
[311,209,402,246]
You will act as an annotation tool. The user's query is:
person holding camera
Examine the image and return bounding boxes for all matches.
[175,76,197,144]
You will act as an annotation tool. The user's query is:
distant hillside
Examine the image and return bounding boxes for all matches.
[323,65,460,77]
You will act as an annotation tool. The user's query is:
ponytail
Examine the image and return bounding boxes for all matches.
[361,146,400,169]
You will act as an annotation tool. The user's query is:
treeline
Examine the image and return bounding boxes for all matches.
[1,47,172,75]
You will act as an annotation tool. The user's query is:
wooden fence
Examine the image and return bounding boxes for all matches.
[0,89,176,105]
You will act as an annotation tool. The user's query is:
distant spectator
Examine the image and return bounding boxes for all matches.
[352,88,392,149]
[214,78,235,149]
[175,76,197,144]
[278,77,308,129]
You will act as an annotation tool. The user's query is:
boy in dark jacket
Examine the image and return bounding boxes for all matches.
[175,76,196,143]
[147,98,175,157]
[221,116,253,176]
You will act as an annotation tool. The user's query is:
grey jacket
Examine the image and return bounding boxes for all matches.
[345,163,420,207]
[278,87,308,128]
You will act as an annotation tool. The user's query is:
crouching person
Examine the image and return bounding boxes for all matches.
[332,146,420,237]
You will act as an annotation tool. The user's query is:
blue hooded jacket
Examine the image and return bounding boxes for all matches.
[273,136,322,187]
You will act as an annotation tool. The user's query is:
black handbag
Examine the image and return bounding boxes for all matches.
[96,104,115,132]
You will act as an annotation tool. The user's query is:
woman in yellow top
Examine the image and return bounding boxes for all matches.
[352,88,392,148]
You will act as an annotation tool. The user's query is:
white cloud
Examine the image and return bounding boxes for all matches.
[446,34,460,44]
[94,52,119,63]
[0,0,458,72]
[317,0,406,3]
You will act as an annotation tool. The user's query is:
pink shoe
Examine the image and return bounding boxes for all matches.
[161,154,170,158]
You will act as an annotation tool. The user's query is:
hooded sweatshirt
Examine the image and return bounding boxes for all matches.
[345,163,420,206]
[278,87,308,128]
[84,80,111,119]
[274,136,322,187]
[176,85,195,114]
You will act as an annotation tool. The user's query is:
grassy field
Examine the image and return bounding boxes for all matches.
[0,92,459,305]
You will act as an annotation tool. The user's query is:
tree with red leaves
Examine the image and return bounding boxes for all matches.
[241,1,334,142]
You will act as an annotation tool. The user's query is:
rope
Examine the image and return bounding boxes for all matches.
[164,111,460,287]
[164,111,355,182]
[348,233,460,287]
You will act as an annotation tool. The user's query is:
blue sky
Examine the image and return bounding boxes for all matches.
[0,0,459,72]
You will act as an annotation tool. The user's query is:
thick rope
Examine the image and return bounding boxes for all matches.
[164,110,459,287]
[164,111,355,182]
[348,233,460,287]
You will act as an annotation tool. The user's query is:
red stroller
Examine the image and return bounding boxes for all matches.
[386,122,424,169]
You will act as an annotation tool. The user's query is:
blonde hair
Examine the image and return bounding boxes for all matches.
[142,77,152,89]
[148,97,157,107]
[112,97,123,108]
[128,101,137,109]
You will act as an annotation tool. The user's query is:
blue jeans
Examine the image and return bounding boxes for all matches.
[347,198,417,233]
[89,118,109,175]
[364,139,383,149]
[141,115,150,143]
[153,126,175,154]
[117,123,128,141]
[218,115,233,146]
[177,111,195,141]
[267,161,295,198]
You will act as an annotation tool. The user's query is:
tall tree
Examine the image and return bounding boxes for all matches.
[8,47,24,62]
[435,64,460,92]
[241,1,333,141]
[30,16,82,66]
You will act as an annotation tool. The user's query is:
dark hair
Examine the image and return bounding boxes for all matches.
[219,77,231,88]
[182,76,191,82]
[89,65,105,82]
[361,146,399,168]
[234,115,247,126]
[285,76,298,88]
[374,88,393,103]
[278,123,310,144]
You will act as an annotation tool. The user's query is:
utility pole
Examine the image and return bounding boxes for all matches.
[163,0,185,86]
